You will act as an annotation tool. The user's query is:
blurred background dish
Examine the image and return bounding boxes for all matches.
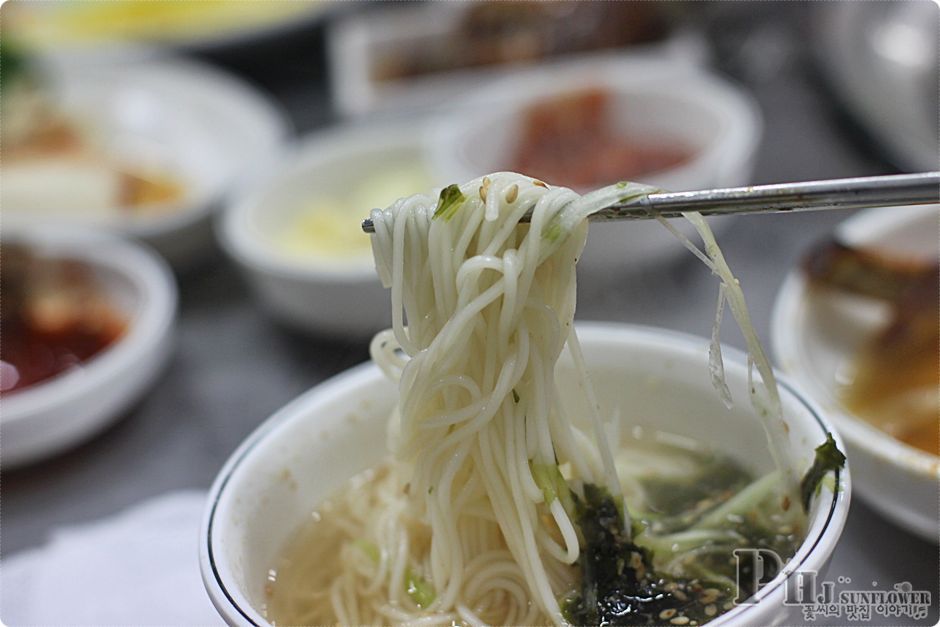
[1,53,290,268]
[772,203,939,541]
[428,56,761,273]
[219,122,441,338]
[504,87,694,190]
[328,1,706,118]
[5,0,337,58]
[1,227,177,468]
[813,1,939,172]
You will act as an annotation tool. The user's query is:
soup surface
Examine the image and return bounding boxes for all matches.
[263,431,804,626]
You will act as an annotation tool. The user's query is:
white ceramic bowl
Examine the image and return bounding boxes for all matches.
[773,204,939,541]
[201,323,850,626]
[328,2,709,119]
[427,56,762,272]
[1,227,177,468]
[219,122,440,338]
[814,2,938,172]
[10,3,337,58]
[2,56,289,268]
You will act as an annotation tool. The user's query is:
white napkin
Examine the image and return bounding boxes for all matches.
[1,490,223,626]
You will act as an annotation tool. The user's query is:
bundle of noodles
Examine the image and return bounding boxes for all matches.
[365,173,632,625]
[286,173,806,626]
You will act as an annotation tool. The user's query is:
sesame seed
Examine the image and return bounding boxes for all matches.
[700,588,719,603]
[705,604,717,616]
[659,608,677,619]
[479,177,491,202]
[506,184,519,203]
[670,616,690,625]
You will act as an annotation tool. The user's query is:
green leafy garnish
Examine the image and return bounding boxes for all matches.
[531,463,574,512]
[562,484,673,626]
[1,43,26,92]
[543,215,564,243]
[563,483,743,625]
[432,184,465,221]
[405,567,436,608]
[358,540,435,608]
[799,432,846,512]
[354,539,380,563]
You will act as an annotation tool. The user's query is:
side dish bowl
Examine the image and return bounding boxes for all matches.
[773,204,939,541]
[200,323,849,626]
[9,2,337,58]
[1,227,177,468]
[328,3,708,118]
[427,56,762,272]
[3,56,289,268]
[219,122,439,338]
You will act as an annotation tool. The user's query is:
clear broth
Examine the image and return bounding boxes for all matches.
[264,431,804,626]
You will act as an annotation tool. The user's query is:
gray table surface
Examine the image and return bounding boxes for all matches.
[2,10,937,627]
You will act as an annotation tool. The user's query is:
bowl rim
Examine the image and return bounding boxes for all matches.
[5,55,291,240]
[1,226,178,424]
[771,203,939,476]
[200,322,850,627]
[425,56,763,194]
[218,120,434,284]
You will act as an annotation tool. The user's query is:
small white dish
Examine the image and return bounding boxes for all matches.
[328,2,708,119]
[219,122,439,338]
[2,56,290,268]
[772,203,939,541]
[201,323,850,626]
[426,56,762,272]
[1,227,177,468]
[9,2,337,59]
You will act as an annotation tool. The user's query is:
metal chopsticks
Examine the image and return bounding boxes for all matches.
[360,172,939,233]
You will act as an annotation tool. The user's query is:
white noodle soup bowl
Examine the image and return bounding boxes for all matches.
[200,323,850,626]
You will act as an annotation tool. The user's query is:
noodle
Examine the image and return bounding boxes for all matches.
[267,173,800,626]
[364,174,642,624]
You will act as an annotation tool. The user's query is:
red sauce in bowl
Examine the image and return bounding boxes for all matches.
[1,248,127,394]
[509,88,693,190]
